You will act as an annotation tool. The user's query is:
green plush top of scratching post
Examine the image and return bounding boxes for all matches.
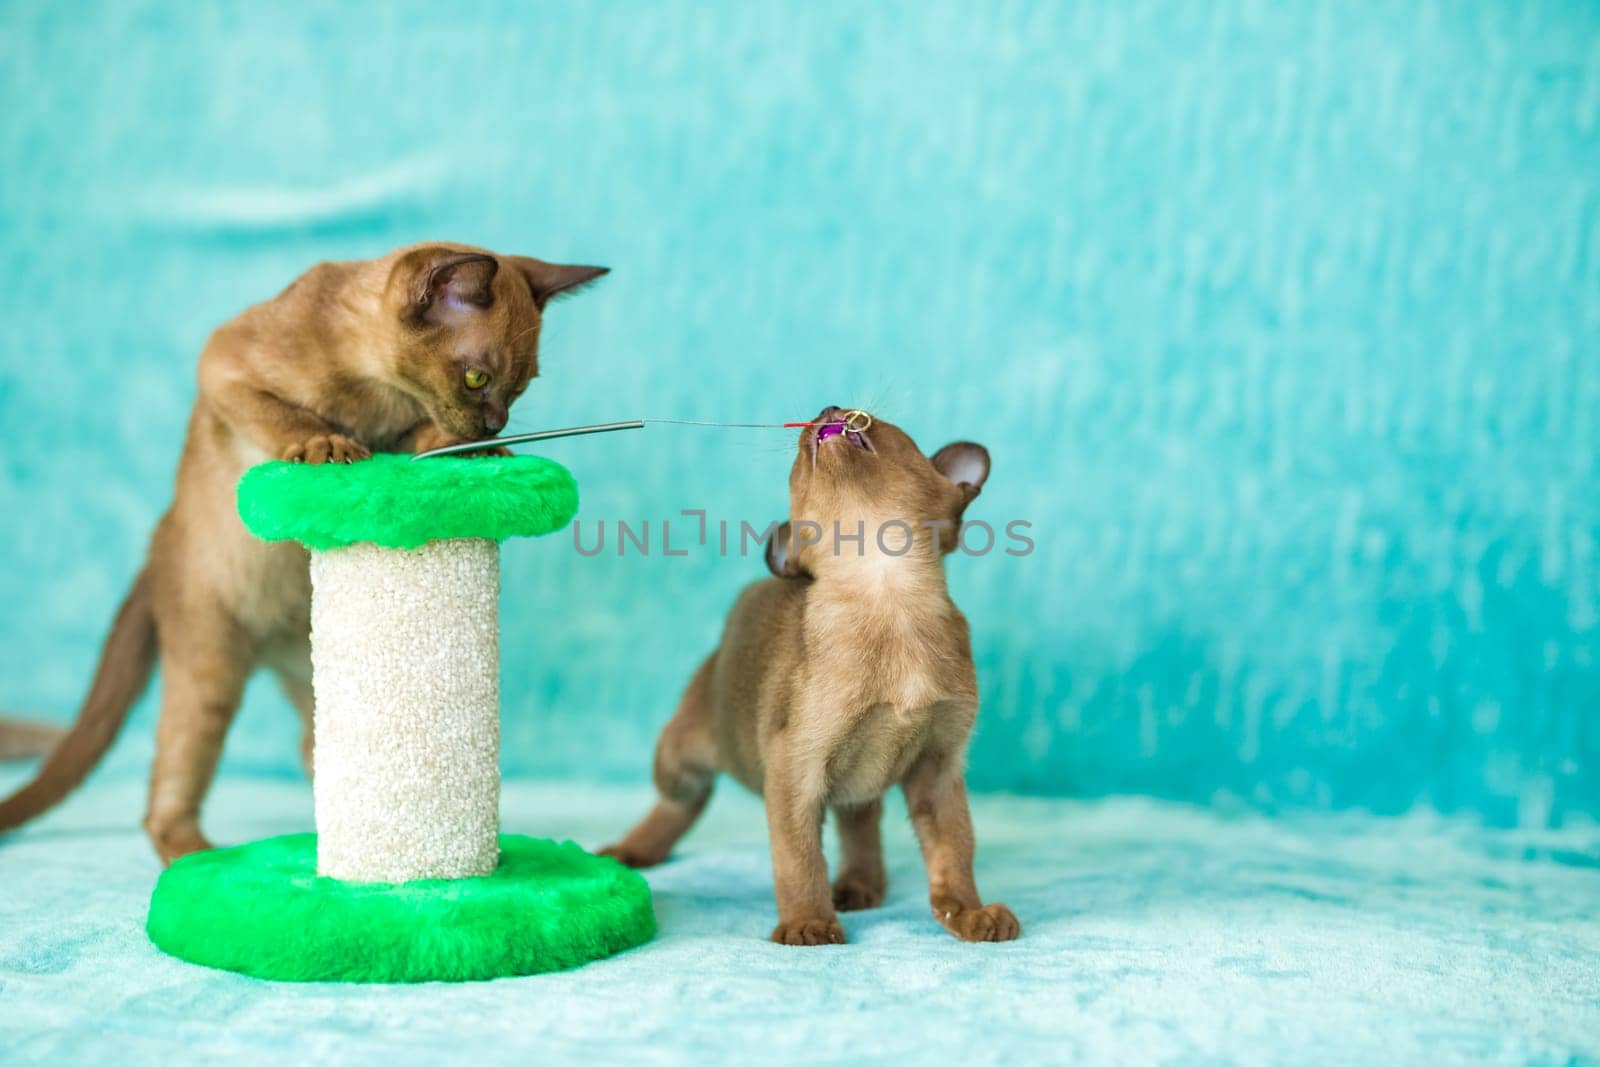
[236,452,579,550]
[147,834,656,982]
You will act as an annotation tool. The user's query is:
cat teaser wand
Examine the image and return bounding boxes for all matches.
[411,411,873,460]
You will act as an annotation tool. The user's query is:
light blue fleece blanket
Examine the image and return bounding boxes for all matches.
[2,773,1596,1065]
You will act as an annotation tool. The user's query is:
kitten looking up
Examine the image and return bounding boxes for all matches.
[0,242,606,862]
[603,408,1019,946]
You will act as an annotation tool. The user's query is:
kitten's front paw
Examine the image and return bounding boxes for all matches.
[405,425,507,458]
[935,900,1021,943]
[596,842,667,869]
[832,873,887,911]
[145,817,214,866]
[284,433,370,465]
[770,916,846,946]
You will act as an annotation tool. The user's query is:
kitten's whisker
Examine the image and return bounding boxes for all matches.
[506,321,543,348]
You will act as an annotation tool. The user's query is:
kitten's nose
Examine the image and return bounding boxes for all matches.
[816,404,843,422]
[484,403,508,434]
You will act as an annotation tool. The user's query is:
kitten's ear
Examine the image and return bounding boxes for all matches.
[764,521,808,580]
[931,442,991,514]
[509,257,609,307]
[396,249,499,327]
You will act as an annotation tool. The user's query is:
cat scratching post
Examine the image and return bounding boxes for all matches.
[311,537,501,882]
[145,453,653,982]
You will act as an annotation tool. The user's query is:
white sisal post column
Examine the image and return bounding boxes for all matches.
[309,537,501,882]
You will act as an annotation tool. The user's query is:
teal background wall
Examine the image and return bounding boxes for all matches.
[1,1,1596,826]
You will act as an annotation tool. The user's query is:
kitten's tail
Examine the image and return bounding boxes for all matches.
[0,570,157,832]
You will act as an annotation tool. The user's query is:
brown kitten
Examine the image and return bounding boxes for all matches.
[0,242,605,862]
[602,407,1020,946]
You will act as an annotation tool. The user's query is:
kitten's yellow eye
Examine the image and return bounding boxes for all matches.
[463,368,490,390]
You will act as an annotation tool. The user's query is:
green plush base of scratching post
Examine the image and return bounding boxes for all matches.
[147,834,655,982]
[236,452,579,550]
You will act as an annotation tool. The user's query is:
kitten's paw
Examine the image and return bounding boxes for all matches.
[145,818,214,866]
[404,425,505,457]
[283,433,370,465]
[596,842,667,869]
[770,916,847,946]
[832,873,887,911]
[935,900,1021,943]
[439,442,514,458]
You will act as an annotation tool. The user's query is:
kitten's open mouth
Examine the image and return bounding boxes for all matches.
[811,420,870,460]
[816,421,866,447]
[801,407,874,466]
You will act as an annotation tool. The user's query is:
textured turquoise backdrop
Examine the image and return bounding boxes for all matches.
[1,1,1596,825]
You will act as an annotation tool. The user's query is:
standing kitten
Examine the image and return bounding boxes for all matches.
[603,408,1020,945]
[0,242,605,862]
